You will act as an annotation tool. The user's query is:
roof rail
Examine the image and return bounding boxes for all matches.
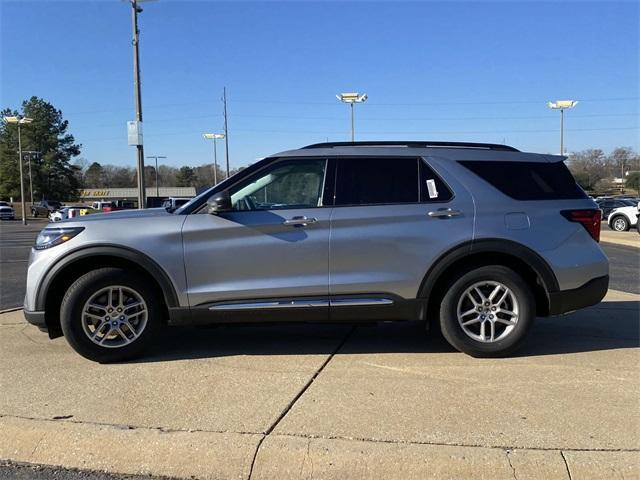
[301,141,520,152]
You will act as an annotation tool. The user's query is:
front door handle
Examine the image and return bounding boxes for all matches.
[283,216,317,227]
[428,208,462,218]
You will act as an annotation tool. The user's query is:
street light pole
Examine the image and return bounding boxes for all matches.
[131,0,146,209]
[337,92,368,142]
[350,103,355,142]
[146,155,166,198]
[547,100,578,155]
[203,133,225,185]
[4,116,33,225]
[17,124,26,225]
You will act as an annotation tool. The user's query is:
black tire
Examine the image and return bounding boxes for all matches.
[32,209,38,217]
[439,265,535,358]
[60,267,163,362]
[610,215,629,232]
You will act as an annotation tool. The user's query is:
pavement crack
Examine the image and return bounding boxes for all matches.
[560,451,573,480]
[505,450,518,480]
[264,326,355,436]
[273,431,640,454]
[247,434,266,480]
[248,327,354,479]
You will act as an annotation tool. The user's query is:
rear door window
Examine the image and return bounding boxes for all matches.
[334,157,453,206]
[459,160,587,200]
[335,157,418,206]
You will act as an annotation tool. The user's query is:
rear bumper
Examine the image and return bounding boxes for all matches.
[548,275,609,316]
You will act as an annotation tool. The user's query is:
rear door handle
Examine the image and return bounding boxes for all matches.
[428,208,461,218]
[283,216,317,227]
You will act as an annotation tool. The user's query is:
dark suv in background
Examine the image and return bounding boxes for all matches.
[31,200,62,217]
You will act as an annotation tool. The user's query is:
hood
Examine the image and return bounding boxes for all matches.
[60,207,171,224]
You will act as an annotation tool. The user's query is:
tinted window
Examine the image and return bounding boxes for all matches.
[229,159,326,210]
[459,160,587,200]
[335,157,419,206]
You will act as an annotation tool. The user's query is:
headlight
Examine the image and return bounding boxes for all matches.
[34,227,84,250]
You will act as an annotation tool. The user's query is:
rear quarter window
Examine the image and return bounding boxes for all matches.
[459,160,587,200]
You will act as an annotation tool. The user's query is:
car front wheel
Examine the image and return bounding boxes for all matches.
[439,265,535,357]
[60,267,162,362]
[610,216,629,232]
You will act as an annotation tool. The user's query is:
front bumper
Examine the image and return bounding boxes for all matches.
[24,309,47,329]
[548,275,609,316]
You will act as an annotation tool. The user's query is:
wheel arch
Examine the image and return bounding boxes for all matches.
[37,245,178,338]
[418,239,559,322]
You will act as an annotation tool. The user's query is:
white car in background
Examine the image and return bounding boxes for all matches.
[0,201,15,220]
[607,203,640,232]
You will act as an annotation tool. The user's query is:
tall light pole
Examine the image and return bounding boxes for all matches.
[146,155,166,198]
[337,92,368,142]
[222,87,230,178]
[547,100,578,155]
[130,0,147,209]
[3,116,33,225]
[23,150,41,204]
[203,133,225,185]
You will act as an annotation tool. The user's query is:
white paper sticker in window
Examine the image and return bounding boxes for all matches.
[426,179,438,199]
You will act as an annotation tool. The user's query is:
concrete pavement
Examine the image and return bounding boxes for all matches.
[0,290,638,479]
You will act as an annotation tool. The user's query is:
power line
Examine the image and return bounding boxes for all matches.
[81,126,638,143]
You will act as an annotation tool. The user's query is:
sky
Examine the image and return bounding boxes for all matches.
[1,0,638,170]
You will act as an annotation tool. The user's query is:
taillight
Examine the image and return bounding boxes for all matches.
[561,209,601,242]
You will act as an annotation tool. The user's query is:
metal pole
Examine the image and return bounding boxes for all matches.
[132,0,146,208]
[155,156,159,198]
[17,124,27,225]
[27,154,34,204]
[350,102,355,142]
[213,138,218,185]
[223,87,230,178]
[560,108,564,156]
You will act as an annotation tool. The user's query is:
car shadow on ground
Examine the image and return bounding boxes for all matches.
[129,301,639,363]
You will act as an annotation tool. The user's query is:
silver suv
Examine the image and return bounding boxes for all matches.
[24,141,609,362]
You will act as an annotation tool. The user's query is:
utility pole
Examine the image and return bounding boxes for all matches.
[23,151,40,204]
[131,0,146,208]
[223,87,230,178]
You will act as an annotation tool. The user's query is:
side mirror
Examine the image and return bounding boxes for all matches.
[207,190,232,214]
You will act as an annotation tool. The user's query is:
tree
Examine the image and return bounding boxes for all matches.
[0,97,81,201]
[567,149,608,192]
[84,162,105,188]
[176,166,196,187]
[626,172,640,194]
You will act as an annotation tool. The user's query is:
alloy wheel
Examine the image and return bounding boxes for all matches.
[456,281,519,343]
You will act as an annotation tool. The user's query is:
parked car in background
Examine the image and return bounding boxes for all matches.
[162,197,191,212]
[595,198,636,219]
[50,206,95,222]
[24,141,608,362]
[0,201,15,220]
[607,204,640,231]
[91,200,135,212]
[31,200,62,217]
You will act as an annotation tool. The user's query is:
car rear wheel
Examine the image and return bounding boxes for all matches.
[439,265,535,357]
[60,267,162,362]
[610,216,629,232]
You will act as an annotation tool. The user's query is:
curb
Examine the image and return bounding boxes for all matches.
[1,416,637,480]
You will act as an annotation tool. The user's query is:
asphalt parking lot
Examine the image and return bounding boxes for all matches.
[0,219,638,479]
